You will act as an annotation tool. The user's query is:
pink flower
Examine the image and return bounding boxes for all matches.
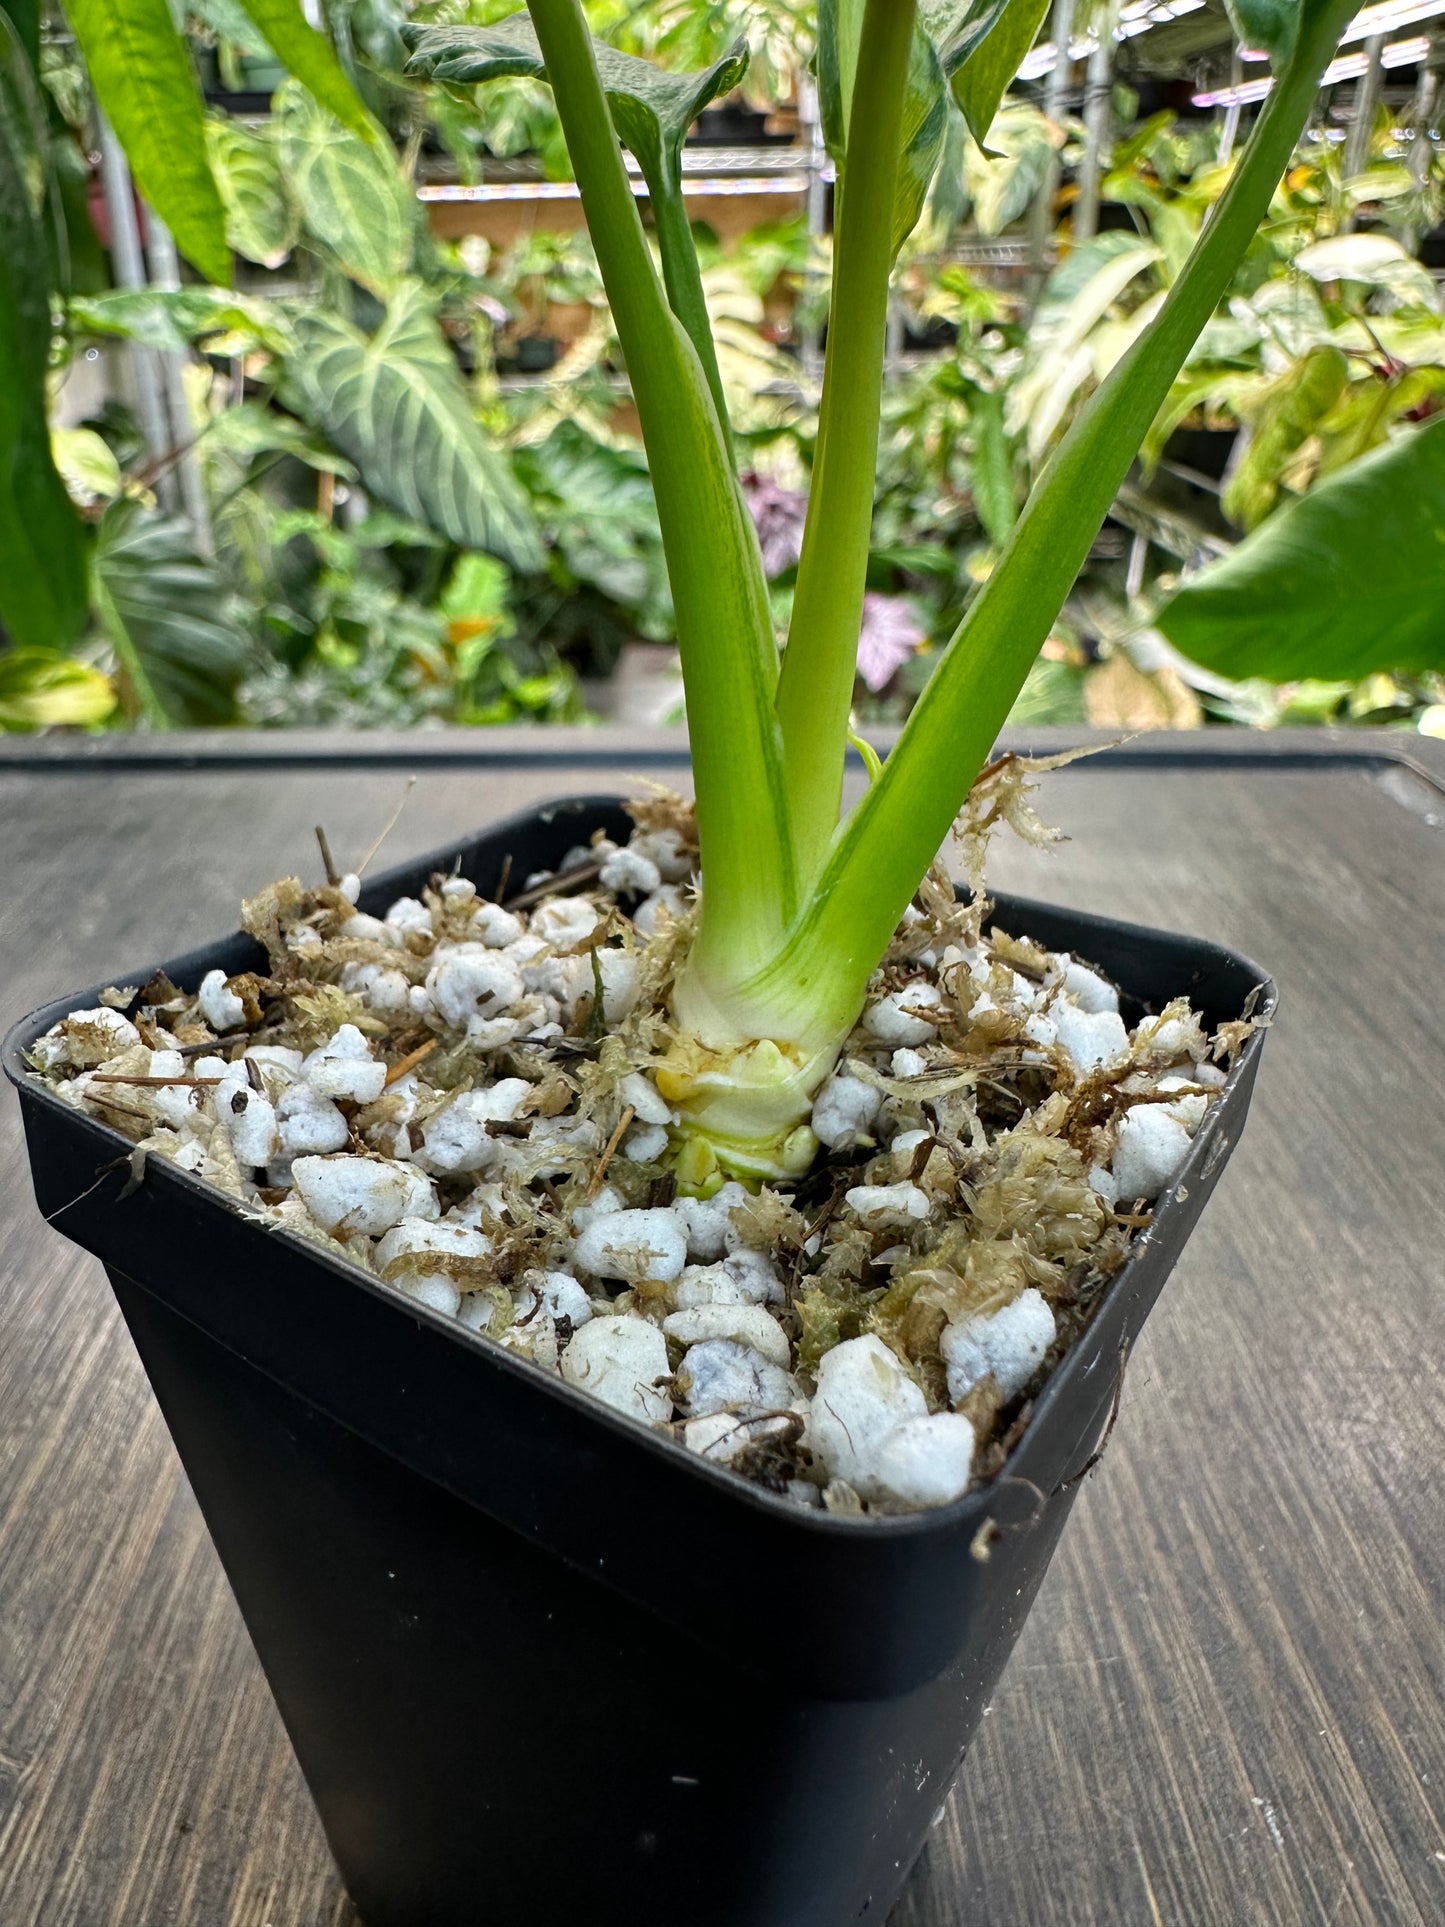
[856,593,926,692]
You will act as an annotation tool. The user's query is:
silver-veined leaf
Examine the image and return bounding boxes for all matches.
[91,500,253,725]
[1158,418,1445,682]
[68,284,287,354]
[205,116,299,269]
[275,81,415,295]
[288,279,543,569]
[65,0,231,286]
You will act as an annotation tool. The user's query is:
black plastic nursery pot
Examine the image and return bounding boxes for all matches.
[4,795,1273,1927]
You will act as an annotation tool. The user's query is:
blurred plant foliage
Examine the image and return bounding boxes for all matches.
[5,0,1445,737]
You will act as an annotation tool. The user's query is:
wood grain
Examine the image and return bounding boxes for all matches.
[1,738,1441,1926]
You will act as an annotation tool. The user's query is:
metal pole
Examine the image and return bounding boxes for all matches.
[142,211,214,553]
[95,112,174,507]
[1074,0,1118,243]
[1344,33,1385,185]
[1026,0,1078,305]
[1402,43,1441,251]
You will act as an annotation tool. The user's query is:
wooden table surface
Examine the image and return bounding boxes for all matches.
[1,730,1441,1927]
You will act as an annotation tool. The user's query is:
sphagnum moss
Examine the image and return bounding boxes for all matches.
[31,778,1246,1514]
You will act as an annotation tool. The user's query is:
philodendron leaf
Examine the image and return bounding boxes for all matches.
[65,0,231,287]
[406,16,747,195]
[1223,0,1299,69]
[942,0,1052,152]
[275,81,415,295]
[91,500,253,726]
[816,0,866,162]
[1158,418,1445,682]
[1221,343,1347,530]
[0,11,89,652]
[819,0,964,256]
[288,279,543,569]
[235,0,380,147]
[206,117,299,270]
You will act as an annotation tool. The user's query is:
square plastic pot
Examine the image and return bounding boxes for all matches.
[3,794,1273,1927]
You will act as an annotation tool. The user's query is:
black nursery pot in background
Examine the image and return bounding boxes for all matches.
[3,797,1272,1927]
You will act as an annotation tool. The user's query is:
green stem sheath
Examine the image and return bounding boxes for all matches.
[774,0,918,884]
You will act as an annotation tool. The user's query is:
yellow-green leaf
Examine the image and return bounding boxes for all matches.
[66,0,231,287]
[236,0,380,147]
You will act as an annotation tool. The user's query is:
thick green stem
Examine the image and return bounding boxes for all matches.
[774,0,916,884]
[525,0,794,968]
[690,0,1356,1056]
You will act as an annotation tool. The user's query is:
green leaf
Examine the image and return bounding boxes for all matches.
[407,16,746,196]
[91,500,253,724]
[964,99,1057,234]
[288,278,543,569]
[0,646,114,729]
[516,418,670,624]
[947,0,1051,153]
[816,0,866,161]
[0,11,89,651]
[65,0,231,287]
[1221,343,1347,530]
[68,284,286,354]
[966,385,1016,544]
[818,0,955,256]
[200,399,356,475]
[1158,419,1445,682]
[50,425,123,507]
[235,0,380,146]
[275,80,415,295]
[205,116,299,269]
[1223,0,1299,71]
[1293,231,1437,307]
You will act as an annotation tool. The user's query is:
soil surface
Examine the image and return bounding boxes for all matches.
[28,781,1247,1514]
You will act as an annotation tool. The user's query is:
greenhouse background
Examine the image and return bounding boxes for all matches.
[4,0,1444,737]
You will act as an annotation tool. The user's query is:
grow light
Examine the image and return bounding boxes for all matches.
[1017,0,1206,81]
[1193,32,1429,104]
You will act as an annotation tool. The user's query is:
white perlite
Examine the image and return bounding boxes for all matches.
[942,1288,1057,1405]
[198,970,246,1033]
[810,1073,881,1151]
[573,1207,687,1284]
[662,1303,791,1369]
[561,1315,671,1423]
[870,1413,976,1509]
[292,1156,438,1238]
[1112,1104,1192,1201]
[675,1338,797,1418]
[807,1335,928,1498]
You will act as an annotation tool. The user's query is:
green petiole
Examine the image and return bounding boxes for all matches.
[438,0,1363,1175]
